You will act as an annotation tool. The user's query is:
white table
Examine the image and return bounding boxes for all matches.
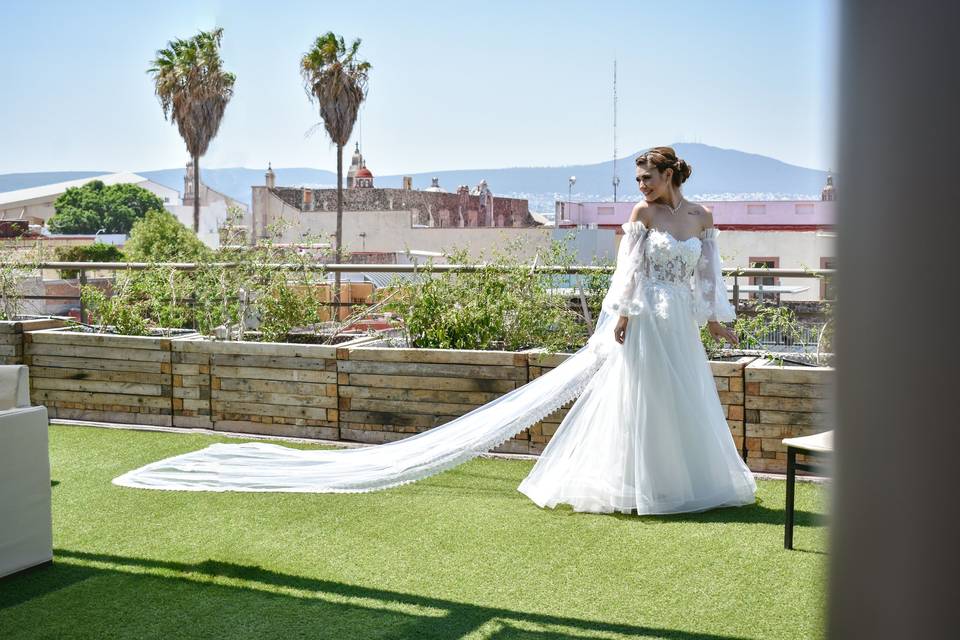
[782,430,833,550]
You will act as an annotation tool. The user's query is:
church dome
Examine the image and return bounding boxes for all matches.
[356,166,373,179]
[424,177,445,193]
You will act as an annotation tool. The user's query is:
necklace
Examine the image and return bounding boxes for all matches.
[666,195,684,215]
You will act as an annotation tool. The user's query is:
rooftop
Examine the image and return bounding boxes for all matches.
[0,172,154,207]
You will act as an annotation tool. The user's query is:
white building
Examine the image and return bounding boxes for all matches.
[0,172,179,226]
[0,167,249,249]
[168,162,249,248]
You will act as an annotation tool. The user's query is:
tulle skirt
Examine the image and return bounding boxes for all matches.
[517,282,757,515]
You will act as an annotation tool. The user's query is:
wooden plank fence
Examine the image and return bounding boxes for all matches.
[9,325,836,474]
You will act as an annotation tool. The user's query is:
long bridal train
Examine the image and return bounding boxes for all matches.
[112,310,619,493]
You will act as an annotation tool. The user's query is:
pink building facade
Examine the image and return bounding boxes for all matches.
[554,187,837,302]
[555,199,836,233]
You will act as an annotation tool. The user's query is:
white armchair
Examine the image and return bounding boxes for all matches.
[0,365,53,578]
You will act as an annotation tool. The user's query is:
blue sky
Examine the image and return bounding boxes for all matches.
[0,0,838,175]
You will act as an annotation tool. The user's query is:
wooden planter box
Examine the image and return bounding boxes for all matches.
[23,327,193,427]
[336,345,527,445]
[706,355,757,457]
[0,318,69,365]
[21,324,834,478]
[170,334,379,437]
[744,357,836,474]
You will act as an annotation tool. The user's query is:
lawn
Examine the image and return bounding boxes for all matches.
[0,424,828,639]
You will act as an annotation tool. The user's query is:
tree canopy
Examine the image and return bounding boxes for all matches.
[124,209,212,263]
[47,181,167,235]
[300,32,371,147]
[148,27,235,232]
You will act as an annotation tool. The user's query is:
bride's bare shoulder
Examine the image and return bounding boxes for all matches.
[629,201,653,225]
[695,203,715,231]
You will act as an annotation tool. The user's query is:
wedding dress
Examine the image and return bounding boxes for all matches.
[517,221,756,514]
[113,220,757,515]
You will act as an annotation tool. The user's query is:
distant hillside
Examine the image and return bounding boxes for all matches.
[140,167,338,202]
[1,143,830,211]
[377,143,828,197]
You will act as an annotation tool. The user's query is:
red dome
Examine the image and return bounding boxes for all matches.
[356,166,373,178]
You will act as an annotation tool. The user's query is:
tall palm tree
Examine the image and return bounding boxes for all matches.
[300,32,371,315]
[149,27,235,233]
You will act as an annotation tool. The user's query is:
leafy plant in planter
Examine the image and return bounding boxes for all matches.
[0,238,54,321]
[816,298,835,363]
[80,210,206,335]
[384,236,584,353]
[700,301,809,365]
[196,213,329,342]
[80,276,149,335]
[78,208,333,341]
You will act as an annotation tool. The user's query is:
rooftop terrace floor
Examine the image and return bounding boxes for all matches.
[0,424,828,640]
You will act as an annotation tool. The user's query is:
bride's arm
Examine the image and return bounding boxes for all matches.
[609,204,651,343]
[693,210,738,345]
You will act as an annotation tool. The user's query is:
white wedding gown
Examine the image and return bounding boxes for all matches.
[113,220,756,515]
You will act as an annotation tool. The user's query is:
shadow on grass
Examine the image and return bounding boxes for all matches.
[604,501,828,528]
[414,481,827,528]
[404,462,827,529]
[0,549,754,640]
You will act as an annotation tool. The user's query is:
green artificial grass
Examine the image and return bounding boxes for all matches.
[0,424,828,639]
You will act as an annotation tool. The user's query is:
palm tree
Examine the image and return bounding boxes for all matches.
[149,27,235,233]
[300,32,371,315]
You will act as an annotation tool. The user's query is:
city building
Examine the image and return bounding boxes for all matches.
[248,155,549,259]
[553,175,839,301]
[0,166,249,250]
[173,161,249,248]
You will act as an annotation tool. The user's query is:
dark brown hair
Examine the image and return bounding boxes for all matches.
[635,146,692,187]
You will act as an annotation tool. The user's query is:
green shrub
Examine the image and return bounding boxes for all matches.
[384,236,585,353]
[55,243,125,279]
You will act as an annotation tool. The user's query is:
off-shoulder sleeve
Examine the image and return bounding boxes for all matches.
[601,220,649,317]
[692,227,737,327]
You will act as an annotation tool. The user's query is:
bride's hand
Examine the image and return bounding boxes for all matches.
[614,316,629,344]
[707,321,739,347]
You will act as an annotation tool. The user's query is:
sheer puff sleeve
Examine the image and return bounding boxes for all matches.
[600,220,649,318]
[692,227,737,328]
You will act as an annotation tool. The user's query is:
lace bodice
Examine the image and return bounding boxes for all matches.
[642,228,702,286]
[601,219,737,327]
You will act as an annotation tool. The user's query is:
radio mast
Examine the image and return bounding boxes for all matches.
[612,57,620,202]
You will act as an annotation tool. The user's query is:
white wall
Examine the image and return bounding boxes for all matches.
[719,230,835,301]
[168,201,229,249]
[137,181,180,207]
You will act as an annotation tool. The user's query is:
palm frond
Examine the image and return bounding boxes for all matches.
[147,27,235,156]
[299,31,371,146]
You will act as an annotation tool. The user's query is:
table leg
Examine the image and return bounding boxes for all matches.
[785,446,796,550]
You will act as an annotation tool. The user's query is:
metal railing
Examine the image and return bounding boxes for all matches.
[11,261,836,320]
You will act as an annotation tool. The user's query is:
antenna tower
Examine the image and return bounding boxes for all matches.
[612,57,620,202]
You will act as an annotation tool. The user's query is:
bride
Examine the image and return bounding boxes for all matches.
[114,146,757,516]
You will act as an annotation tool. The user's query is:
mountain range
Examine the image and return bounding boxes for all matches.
[1,143,831,212]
